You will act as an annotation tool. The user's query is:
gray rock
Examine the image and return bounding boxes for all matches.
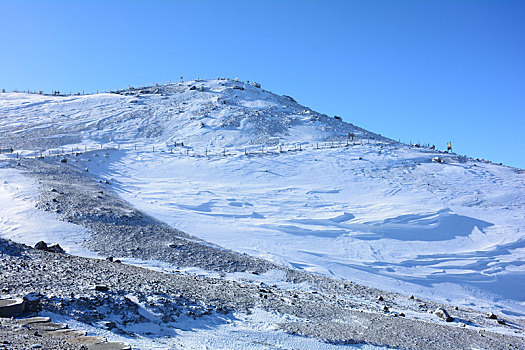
[34,241,48,251]
[94,285,109,292]
[434,307,454,322]
[47,244,65,254]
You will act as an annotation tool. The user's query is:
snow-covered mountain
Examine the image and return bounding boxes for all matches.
[0,79,383,152]
[1,79,524,320]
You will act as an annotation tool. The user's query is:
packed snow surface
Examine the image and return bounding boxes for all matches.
[1,79,524,321]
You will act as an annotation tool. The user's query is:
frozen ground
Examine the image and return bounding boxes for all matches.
[1,79,524,348]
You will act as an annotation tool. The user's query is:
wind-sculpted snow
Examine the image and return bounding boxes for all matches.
[79,144,525,317]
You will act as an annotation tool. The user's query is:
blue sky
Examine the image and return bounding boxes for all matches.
[1,0,524,168]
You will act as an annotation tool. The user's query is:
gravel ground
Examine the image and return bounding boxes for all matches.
[1,157,524,349]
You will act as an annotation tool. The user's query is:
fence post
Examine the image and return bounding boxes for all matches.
[316,142,319,150]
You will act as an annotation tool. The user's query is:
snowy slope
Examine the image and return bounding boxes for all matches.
[0,79,381,153]
[1,79,524,319]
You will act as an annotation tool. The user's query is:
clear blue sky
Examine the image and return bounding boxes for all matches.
[1,0,524,168]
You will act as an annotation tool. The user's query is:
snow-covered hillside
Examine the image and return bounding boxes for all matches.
[0,79,382,153]
[1,79,524,319]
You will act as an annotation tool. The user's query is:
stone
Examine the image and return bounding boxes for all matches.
[377,296,384,301]
[434,307,454,322]
[432,157,443,163]
[497,319,506,325]
[103,321,116,329]
[106,257,113,262]
[487,312,497,319]
[94,285,109,292]
[60,158,67,163]
[382,306,389,312]
[34,241,48,250]
[47,244,65,254]
[23,293,42,313]
[409,295,415,300]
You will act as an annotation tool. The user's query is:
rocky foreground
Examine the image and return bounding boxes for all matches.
[1,157,524,349]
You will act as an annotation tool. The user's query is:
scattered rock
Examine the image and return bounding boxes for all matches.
[382,306,389,312]
[60,158,67,163]
[103,321,116,329]
[497,319,506,325]
[432,157,443,163]
[47,244,65,254]
[434,307,454,322]
[106,257,114,262]
[409,295,415,300]
[34,241,48,250]
[34,241,64,254]
[377,296,384,301]
[487,312,497,319]
[23,293,42,313]
[94,285,109,292]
